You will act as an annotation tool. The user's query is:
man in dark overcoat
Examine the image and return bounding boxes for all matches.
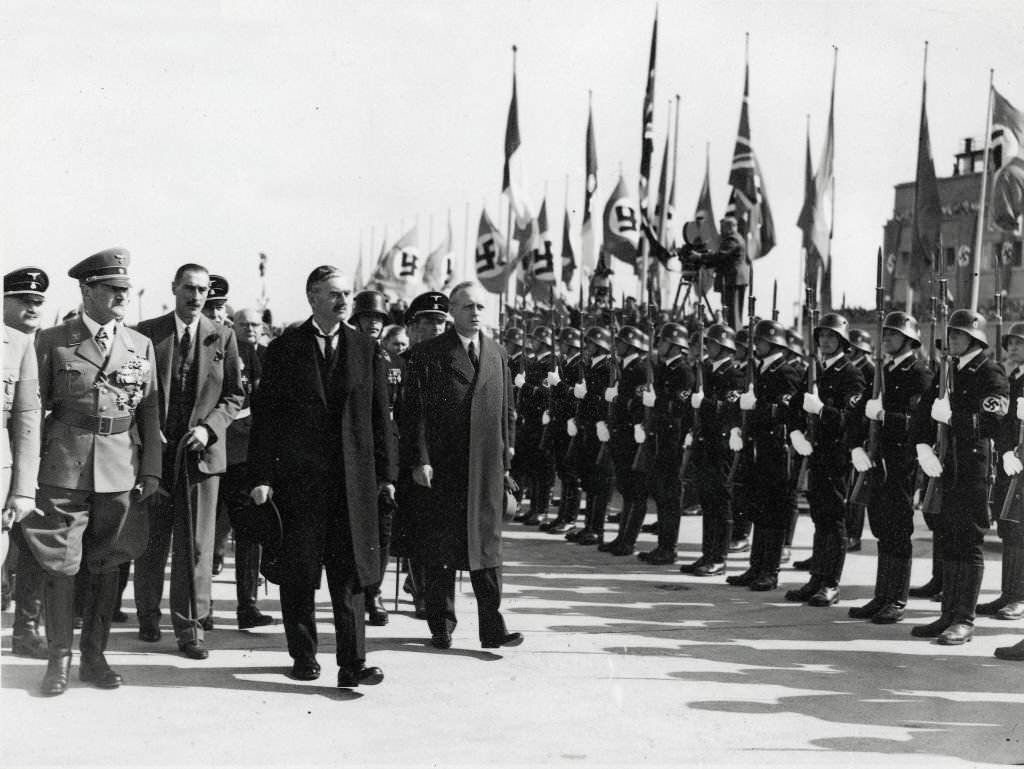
[249,266,396,688]
[404,281,521,650]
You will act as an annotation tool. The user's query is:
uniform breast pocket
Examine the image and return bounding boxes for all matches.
[58,364,91,397]
[3,377,15,410]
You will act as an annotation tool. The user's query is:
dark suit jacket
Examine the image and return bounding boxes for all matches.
[403,328,514,570]
[249,318,396,586]
[135,312,244,476]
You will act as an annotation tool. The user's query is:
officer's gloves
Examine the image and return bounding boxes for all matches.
[1004,451,1024,477]
[541,410,551,425]
[690,391,704,409]
[573,382,587,399]
[739,388,756,411]
[865,398,884,422]
[641,388,656,408]
[802,392,824,415]
[604,384,618,403]
[930,396,952,425]
[566,417,578,437]
[789,430,813,457]
[544,370,561,388]
[514,372,526,389]
[634,424,647,444]
[916,443,943,478]
[596,420,611,442]
[728,427,743,452]
[851,446,873,473]
[1017,396,1024,421]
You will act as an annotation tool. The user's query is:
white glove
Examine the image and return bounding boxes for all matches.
[803,391,824,415]
[930,396,952,425]
[690,391,705,409]
[1004,450,1024,477]
[544,369,561,388]
[916,443,943,478]
[790,430,813,457]
[573,381,587,399]
[1017,396,1024,421]
[566,418,578,437]
[739,388,756,411]
[604,385,619,403]
[634,424,647,444]
[728,427,743,452]
[642,388,656,408]
[851,446,873,473]
[541,410,551,425]
[683,431,693,449]
[865,398,884,422]
[514,372,526,389]
[596,420,611,443]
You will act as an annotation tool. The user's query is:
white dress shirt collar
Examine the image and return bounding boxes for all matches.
[80,312,117,341]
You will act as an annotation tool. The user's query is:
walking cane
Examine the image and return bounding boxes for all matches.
[171,435,203,645]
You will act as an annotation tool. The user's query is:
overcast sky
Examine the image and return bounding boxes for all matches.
[2,0,1022,325]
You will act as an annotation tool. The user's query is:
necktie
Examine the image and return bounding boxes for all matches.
[178,326,192,387]
[318,331,336,360]
[95,327,109,355]
[468,340,479,370]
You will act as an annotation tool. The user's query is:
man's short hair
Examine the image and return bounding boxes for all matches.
[449,280,485,305]
[305,265,346,293]
[173,263,209,284]
[382,324,407,342]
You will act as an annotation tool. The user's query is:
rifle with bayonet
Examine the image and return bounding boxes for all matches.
[995,293,1004,367]
[849,248,886,507]
[679,317,703,499]
[563,281,586,471]
[539,286,559,452]
[796,287,818,489]
[921,278,950,515]
[1001,406,1024,524]
[727,294,757,488]
[632,313,656,472]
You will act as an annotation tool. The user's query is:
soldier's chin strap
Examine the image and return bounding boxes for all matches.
[170,435,203,643]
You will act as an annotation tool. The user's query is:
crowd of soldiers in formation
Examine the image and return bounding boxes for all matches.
[495,288,1024,662]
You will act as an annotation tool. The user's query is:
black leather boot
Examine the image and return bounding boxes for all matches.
[236,541,273,629]
[995,545,1024,620]
[912,561,956,638]
[11,545,47,658]
[977,544,1013,615]
[910,530,943,599]
[849,556,887,619]
[750,528,785,591]
[872,554,911,624]
[727,525,764,586]
[79,570,123,688]
[40,574,75,696]
[939,560,983,645]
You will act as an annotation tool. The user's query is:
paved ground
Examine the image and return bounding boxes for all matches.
[3,506,1024,768]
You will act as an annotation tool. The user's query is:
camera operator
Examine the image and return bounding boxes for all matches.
[705,216,748,330]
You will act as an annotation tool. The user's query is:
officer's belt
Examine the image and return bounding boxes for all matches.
[53,406,132,436]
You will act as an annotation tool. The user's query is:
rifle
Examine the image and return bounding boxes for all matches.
[679,317,703,498]
[849,248,886,507]
[796,287,819,490]
[563,282,586,470]
[771,280,779,321]
[921,278,950,515]
[727,294,757,487]
[538,287,559,452]
[995,293,1004,367]
[1001,415,1024,524]
[632,316,656,472]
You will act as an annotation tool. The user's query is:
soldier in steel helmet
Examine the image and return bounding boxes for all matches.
[785,313,866,608]
[513,325,559,526]
[726,318,801,591]
[680,323,745,576]
[540,327,586,534]
[845,327,876,552]
[598,325,651,556]
[568,326,617,546]
[911,308,1008,645]
[848,311,932,624]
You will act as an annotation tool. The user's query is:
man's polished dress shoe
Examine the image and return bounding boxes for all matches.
[212,555,224,576]
[640,548,677,565]
[937,622,974,645]
[238,610,275,630]
[791,557,812,571]
[871,601,906,624]
[808,585,840,607]
[79,657,123,689]
[178,639,209,660]
[138,625,162,643]
[40,654,72,697]
[994,639,1024,660]
[563,526,584,542]
[575,531,602,546]
[430,632,452,649]
[679,557,709,575]
[337,664,384,687]
[691,561,726,577]
[367,595,389,627]
[610,543,636,556]
[546,520,571,534]
[728,537,750,553]
[597,539,619,553]
[413,597,428,620]
[848,597,886,619]
[112,609,129,623]
[908,578,942,599]
[481,632,524,649]
[785,578,822,603]
[289,659,321,681]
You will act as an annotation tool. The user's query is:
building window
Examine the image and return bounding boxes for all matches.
[945,247,956,270]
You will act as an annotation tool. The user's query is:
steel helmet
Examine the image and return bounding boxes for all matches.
[616,325,650,353]
[848,328,873,354]
[351,290,389,321]
[882,311,921,347]
[1002,321,1024,350]
[658,322,689,351]
[502,326,525,346]
[947,309,989,348]
[735,328,750,350]
[754,319,789,350]
[705,323,737,352]
[531,325,554,348]
[813,313,852,347]
[584,326,613,353]
[559,327,583,350]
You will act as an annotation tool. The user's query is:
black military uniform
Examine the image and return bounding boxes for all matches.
[599,326,651,556]
[848,312,931,623]
[639,323,695,564]
[846,328,876,551]
[727,319,800,591]
[680,324,744,576]
[785,314,866,607]
[542,328,585,534]
[571,327,616,546]
[514,326,559,525]
[728,328,754,553]
[911,310,1008,645]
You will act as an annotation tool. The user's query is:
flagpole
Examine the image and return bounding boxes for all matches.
[826,46,837,312]
[463,201,470,286]
[970,69,995,312]
[913,41,928,309]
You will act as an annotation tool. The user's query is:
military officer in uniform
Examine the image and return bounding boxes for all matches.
[638,322,695,565]
[848,311,931,623]
[3,267,49,658]
[21,249,161,695]
[598,326,650,556]
[681,323,745,576]
[912,309,1008,645]
[785,313,866,607]
[727,319,800,591]
[569,326,617,546]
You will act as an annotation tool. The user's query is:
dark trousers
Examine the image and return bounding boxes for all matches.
[424,563,506,643]
[867,450,917,559]
[721,284,747,331]
[280,563,365,668]
[222,463,263,612]
[806,453,850,585]
[695,449,733,560]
